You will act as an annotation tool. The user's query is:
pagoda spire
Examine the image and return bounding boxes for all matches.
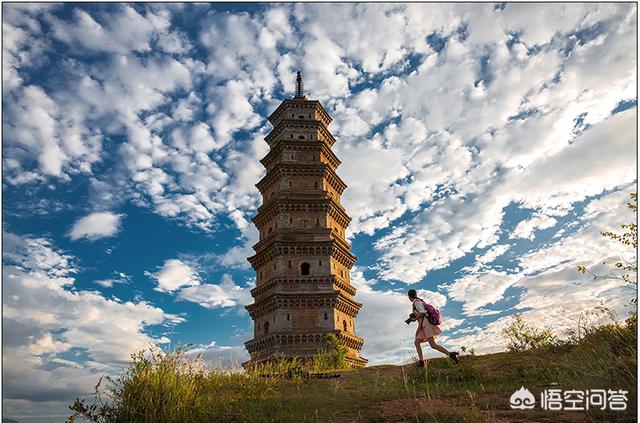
[295,71,305,98]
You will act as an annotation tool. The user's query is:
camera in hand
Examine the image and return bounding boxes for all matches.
[404,313,417,324]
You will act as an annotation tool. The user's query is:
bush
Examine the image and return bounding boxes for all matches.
[501,313,558,352]
[557,312,637,389]
[67,345,276,423]
[68,336,352,422]
[310,333,349,371]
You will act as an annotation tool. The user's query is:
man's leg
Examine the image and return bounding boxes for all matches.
[414,339,424,362]
[427,337,450,355]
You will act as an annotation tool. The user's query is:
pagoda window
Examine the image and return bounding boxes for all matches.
[268,227,273,234]
[314,181,318,189]
[288,261,292,269]
[318,260,322,266]
[298,115,305,119]
[298,135,305,139]
[264,321,269,335]
[324,313,328,320]
[343,320,348,332]
[289,217,293,224]
[301,262,310,275]
[287,313,290,321]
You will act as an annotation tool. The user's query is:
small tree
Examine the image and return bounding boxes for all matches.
[578,192,637,302]
[501,313,557,352]
[311,333,349,371]
[324,333,348,367]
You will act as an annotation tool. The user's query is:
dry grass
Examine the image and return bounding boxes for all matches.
[67,315,637,422]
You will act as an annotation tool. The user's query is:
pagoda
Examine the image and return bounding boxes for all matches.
[244,72,367,368]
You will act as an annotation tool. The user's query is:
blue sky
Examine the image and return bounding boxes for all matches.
[2,3,637,421]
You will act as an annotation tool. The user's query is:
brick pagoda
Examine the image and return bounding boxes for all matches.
[244,72,367,368]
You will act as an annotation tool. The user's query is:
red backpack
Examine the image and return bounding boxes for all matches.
[414,298,442,325]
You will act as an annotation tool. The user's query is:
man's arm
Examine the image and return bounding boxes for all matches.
[413,300,427,318]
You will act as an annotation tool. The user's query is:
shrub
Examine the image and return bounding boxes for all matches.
[67,345,276,423]
[558,313,637,389]
[501,313,558,352]
[310,333,349,371]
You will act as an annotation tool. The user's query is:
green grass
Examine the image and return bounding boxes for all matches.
[67,316,637,422]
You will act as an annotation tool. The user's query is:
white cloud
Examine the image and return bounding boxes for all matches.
[447,271,519,316]
[157,29,192,54]
[49,5,157,54]
[3,232,76,280]
[475,244,511,267]
[3,84,103,182]
[214,225,259,270]
[441,188,636,351]
[4,3,635,241]
[95,271,131,288]
[177,274,252,309]
[371,107,635,283]
[146,259,200,293]
[3,233,181,404]
[186,340,249,371]
[510,213,558,240]
[69,212,123,241]
[374,191,508,283]
[512,108,637,212]
[145,259,251,309]
[2,9,51,91]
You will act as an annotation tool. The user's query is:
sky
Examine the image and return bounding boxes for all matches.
[2,3,637,421]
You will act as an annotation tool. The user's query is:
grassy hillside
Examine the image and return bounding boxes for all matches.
[68,317,636,422]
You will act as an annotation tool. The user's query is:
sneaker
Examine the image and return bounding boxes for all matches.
[449,352,459,364]
[416,359,425,368]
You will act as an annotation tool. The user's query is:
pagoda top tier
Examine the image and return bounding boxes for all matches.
[268,99,332,128]
[268,72,332,127]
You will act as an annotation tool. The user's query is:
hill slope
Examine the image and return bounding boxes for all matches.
[68,319,636,422]
[240,348,635,422]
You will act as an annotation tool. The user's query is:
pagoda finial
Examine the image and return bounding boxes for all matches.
[295,71,304,98]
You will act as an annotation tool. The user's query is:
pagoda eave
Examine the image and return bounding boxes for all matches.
[250,275,357,299]
[268,99,333,127]
[253,191,351,226]
[247,239,357,270]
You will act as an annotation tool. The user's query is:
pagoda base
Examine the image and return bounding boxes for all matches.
[242,354,367,370]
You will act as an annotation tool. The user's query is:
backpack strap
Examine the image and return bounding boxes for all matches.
[412,299,427,324]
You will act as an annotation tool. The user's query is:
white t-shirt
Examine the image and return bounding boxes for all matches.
[413,299,427,314]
